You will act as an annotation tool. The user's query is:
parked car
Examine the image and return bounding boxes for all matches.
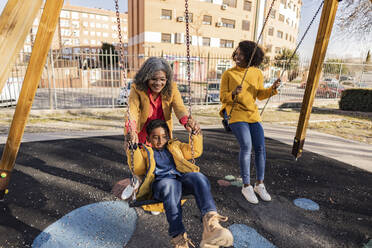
[177,84,192,104]
[339,75,354,82]
[316,82,343,98]
[205,81,220,103]
[206,93,220,103]
[116,81,132,106]
[340,80,356,89]
[0,78,23,107]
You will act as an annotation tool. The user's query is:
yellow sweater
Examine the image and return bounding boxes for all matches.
[219,66,277,123]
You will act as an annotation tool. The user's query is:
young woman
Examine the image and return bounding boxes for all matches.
[219,40,280,204]
[125,57,200,145]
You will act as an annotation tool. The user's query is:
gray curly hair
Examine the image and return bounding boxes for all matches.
[134,57,173,96]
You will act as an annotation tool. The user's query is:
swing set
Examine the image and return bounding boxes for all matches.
[0,0,342,205]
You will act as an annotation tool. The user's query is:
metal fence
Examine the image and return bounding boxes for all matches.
[1,49,372,109]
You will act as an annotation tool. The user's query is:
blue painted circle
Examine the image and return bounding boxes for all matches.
[33,201,137,248]
[293,198,320,211]
[228,224,276,248]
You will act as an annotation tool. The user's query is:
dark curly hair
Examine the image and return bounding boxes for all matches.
[232,40,265,67]
[134,57,173,96]
[146,119,170,137]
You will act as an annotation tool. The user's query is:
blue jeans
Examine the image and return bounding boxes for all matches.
[229,122,266,185]
[152,172,217,237]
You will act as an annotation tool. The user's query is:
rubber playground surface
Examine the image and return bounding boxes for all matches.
[0,129,371,248]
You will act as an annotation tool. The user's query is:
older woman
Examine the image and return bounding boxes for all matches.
[125,57,200,145]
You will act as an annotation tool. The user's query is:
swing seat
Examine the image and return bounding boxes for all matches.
[129,194,193,208]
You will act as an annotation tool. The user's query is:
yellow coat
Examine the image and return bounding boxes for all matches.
[219,66,278,123]
[126,134,203,212]
[127,82,188,136]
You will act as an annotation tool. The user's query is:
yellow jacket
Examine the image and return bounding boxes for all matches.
[126,134,203,212]
[219,66,278,123]
[127,82,188,136]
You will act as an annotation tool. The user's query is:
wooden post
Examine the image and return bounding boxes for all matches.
[0,0,64,200]
[0,0,44,93]
[292,0,340,159]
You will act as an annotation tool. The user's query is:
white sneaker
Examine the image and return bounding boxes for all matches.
[241,185,258,204]
[254,183,272,201]
[151,211,161,215]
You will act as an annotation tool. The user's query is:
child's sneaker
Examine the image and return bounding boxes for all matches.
[241,185,259,204]
[200,211,234,248]
[254,183,271,201]
[150,211,160,215]
[171,232,195,248]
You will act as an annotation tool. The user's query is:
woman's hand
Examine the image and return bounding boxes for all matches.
[232,85,242,99]
[185,117,201,135]
[272,78,281,90]
[124,130,138,150]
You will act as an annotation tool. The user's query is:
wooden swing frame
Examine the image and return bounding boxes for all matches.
[0,0,341,201]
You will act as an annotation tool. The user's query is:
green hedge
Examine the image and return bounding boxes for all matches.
[339,89,372,112]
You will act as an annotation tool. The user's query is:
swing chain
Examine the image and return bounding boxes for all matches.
[227,0,277,120]
[115,0,138,191]
[185,0,195,164]
[260,0,324,116]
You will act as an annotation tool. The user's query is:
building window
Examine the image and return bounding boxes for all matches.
[71,12,79,19]
[279,14,285,22]
[175,33,184,44]
[223,0,237,7]
[184,13,193,23]
[242,20,250,31]
[268,27,274,36]
[203,15,212,25]
[280,0,286,4]
[221,18,235,28]
[60,10,70,18]
[161,9,172,20]
[270,10,276,19]
[285,33,288,40]
[220,39,234,48]
[277,30,283,39]
[266,45,272,53]
[243,1,252,11]
[161,33,171,43]
[202,37,210,46]
[60,20,69,27]
[82,13,88,18]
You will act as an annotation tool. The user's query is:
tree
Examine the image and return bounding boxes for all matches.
[274,48,299,68]
[99,42,119,68]
[336,0,372,38]
[274,48,300,81]
[324,58,348,76]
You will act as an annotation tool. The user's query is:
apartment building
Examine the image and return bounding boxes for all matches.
[262,0,301,57]
[128,0,301,68]
[24,2,128,53]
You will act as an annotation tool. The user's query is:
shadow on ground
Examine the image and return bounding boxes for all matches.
[0,129,371,248]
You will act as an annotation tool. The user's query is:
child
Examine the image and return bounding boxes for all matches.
[219,40,280,204]
[126,119,233,248]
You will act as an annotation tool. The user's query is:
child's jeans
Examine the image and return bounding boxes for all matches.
[152,172,217,237]
[229,122,266,185]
